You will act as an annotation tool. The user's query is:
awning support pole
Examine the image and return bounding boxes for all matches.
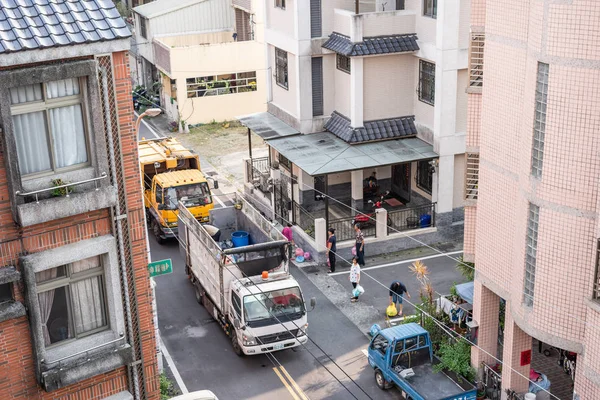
[324,174,329,232]
[248,127,253,159]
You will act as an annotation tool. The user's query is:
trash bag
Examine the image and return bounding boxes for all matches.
[352,285,365,298]
[351,246,357,256]
[386,304,398,317]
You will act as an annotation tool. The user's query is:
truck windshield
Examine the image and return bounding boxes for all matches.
[164,182,212,210]
[243,287,304,328]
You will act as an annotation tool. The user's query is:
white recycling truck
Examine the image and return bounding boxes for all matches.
[178,196,314,356]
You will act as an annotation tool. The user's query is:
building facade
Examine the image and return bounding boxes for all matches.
[465,0,600,398]
[0,1,159,399]
[132,0,267,125]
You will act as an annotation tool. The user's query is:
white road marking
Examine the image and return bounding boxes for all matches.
[160,336,189,394]
[361,349,368,357]
[327,250,463,276]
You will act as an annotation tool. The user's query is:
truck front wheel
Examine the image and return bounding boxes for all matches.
[231,331,244,357]
[151,219,166,245]
[374,370,392,390]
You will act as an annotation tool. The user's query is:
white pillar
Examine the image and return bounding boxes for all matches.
[350,57,364,128]
[314,218,327,252]
[351,170,364,211]
[243,157,250,184]
[437,155,454,214]
[151,278,163,372]
[375,208,388,238]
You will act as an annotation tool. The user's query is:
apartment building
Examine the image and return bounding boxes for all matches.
[241,0,470,254]
[0,1,159,399]
[132,0,267,124]
[465,1,600,398]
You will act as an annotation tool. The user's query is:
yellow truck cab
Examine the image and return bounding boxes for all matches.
[139,137,217,244]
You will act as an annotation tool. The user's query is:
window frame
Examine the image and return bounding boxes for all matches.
[370,334,389,356]
[524,203,540,306]
[140,16,148,39]
[423,0,437,18]
[275,48,289,90]
[278,152,292,171]
[531,62,549,178]
[186,71,257,98]
[336,54,351,74]
[9,78,92,180]
[36,259,109,348]
[275,0,286,9]
[418,60,435,105]
[0,283,13,304]
[232,292,242,318]
[416,160,433,195]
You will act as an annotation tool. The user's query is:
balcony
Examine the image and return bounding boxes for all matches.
[332,8,416,40]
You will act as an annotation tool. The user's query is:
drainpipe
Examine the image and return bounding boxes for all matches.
[101,67,141,400]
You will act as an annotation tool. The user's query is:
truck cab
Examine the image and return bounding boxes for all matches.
[368,324,476,400]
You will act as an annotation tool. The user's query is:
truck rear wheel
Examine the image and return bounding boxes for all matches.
[375,370,392,390]
[231,331,244,357]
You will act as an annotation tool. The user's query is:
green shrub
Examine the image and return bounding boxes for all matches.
[456,256,475,281]
[433,338,476,383]
[159,373,180,400]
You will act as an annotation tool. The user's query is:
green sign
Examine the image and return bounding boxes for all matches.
[148,259,173,277]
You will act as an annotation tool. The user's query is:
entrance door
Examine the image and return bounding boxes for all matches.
[391,163,411,204]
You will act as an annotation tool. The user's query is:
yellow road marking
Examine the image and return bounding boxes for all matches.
[273,367,301,400]
[279,366,310,400]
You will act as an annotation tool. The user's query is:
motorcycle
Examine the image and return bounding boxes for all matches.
[351,192,392,229]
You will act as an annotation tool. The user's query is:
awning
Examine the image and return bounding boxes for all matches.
[266,132,438,175]
[237,112,300,140]
[455,281,474,305]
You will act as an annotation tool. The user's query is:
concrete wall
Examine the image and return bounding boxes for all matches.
[270,46,298,118]
[333,9,352,37]
[413,58,435,131]
[321,0,376,36]
[363,55,415,120]
[455,68,468,133]
[159,31,233,47]
[267,0,295,38]
[334,67,351,118]
[453,153,465,209]
[322,54,337,117]
[457,0,471,50]
[361,10,416,37]
[409,0,437,44]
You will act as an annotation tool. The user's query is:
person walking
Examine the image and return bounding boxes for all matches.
[327,228,337,273]
[354,224,365,266]
[389,280,411,315]
[282,223,294,245]
[349,257,361,302]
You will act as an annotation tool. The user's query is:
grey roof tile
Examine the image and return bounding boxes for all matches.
[324,111,418,144]
[0,0,130,54]
[323,32,419,57]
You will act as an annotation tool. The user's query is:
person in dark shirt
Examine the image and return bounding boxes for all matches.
[327,228,337,273]
[389,281,411,315]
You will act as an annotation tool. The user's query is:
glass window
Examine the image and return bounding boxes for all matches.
[163,182,212,210]
[9,78,89,177]
[371,334,389,355]
[275,0,286,9]
[336,54,351,74]
[0,283,12,304]
[186,72,257,97]
[243,287,304,327]
[423,0,437,18]
[531,62,549,178]
[36,255,108,347]
[275,48,288,89]
[232,293,242,317]
[524,204,540,306]
[418,60,435,105]
[140,17,147,39]
[416,160,433,195]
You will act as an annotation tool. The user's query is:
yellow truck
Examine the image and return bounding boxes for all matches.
[139,137,218,244]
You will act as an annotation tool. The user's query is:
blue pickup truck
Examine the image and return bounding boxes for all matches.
[368,323,476,400]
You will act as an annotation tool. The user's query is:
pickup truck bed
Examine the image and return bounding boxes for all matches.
[397,363,468,400]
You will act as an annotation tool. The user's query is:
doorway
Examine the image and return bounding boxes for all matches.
[391,163,411,204]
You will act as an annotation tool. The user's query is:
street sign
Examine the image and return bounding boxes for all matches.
[148,259,173,277]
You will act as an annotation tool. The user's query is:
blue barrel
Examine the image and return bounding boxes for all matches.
[419,214,432,228]
[231,231,249,247]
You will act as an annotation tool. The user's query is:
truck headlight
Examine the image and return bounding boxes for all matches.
[298,323,309,336]
[243,334,256,346]
[167,221,178,228]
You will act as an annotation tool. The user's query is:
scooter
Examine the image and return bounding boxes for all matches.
[351,192,392,228]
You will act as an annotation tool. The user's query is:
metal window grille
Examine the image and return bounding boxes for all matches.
[310,0,322,38]
[336,54,351,74]
[140,17,147,39]
[465,153,479,200]
[278,153,292,171]
[275,0,286,9]
[531,63,549,177]
[469,33,485,87]
[594,240,600,299]
[312,57,324,116]
[416,160,432,195]
[423,0,437,18]
[524,203,540,306]
[418,60,435,105]
[275,48,288,89]
[186,71,257,97]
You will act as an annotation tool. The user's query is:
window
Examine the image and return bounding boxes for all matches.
[469,33,485,88]
[232,292,242,317]
[235,9,252,42]
[9,79,90,177]
[314,176,325,201]
[531,62,549,178]
[310,0,322,38]
[275,48,288,89]
[278,153,292,171]
[418,60,435,105]
[423,0,437,18]
[36,255,108,347]
[275,0,285,9]
[396,0,405,10]
[243,287,304,328]
[312,57,324,116]
[465,153,480,200]
[336,54,351,74]
[416,160,433,195]
[0,283,12,304]
[164,182,212,210]
[186,71,257,98]
[524,204,540,306]
[370,334,389,355]
[140,17,148,39]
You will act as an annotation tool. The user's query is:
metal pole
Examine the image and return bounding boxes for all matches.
[248,127,253,159]
[324,174,329,231]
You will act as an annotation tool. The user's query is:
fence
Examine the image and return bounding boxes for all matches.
[481,362,502,400]
[387,203,436,235]
[292,201,316,239]
[245,157,269,184]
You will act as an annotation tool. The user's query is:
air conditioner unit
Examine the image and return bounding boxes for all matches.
[259,173,272,192]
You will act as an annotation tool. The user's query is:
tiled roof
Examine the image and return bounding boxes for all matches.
[0,0,131,54]
[324,111,417,144]
[323,32,419,56]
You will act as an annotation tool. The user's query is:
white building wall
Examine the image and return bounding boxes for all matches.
[270,46,299,118]
[149,0,233,37]
[455,69,468,133]
[334,67,351,118]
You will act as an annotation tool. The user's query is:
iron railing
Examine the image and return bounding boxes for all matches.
[387,203,436,235]
[245,157,269,183]
[292,201,316,239]
[328,215,377,242]
[481,362,502,400]
[15,172,108,203]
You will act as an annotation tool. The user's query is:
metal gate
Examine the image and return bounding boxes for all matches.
[274,172,293,225]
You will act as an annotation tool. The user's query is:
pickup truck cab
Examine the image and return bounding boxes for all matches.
[368,323,476,400]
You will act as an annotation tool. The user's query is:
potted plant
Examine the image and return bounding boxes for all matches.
[476,385,486,400]
[51,178,69,197]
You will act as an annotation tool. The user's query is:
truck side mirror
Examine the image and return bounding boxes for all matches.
[309,297,316,311]
[157,203,166,210]
[233,318,241,330]
[213,180,219,190]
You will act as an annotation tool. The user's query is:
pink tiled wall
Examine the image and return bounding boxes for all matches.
[466,95,482,148]
[470,0,486,27]
[463,206,477,258]
[502,308,532,393]
[471,281,500,367]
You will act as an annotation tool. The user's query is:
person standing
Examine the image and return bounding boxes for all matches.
[327,228,337,273]
[349,257,361,302]
[354,224,365,266]
[389,280,411,315]
[282,223,294,245]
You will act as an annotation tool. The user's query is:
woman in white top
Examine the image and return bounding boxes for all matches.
[349,257,361,302]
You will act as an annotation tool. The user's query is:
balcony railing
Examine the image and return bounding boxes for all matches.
[245,157,271,196]
[387,203,436,234]
[292,201,316,239]
[15,172,108,203]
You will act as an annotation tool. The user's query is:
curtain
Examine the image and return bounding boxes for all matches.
[12,111,52,175]
[9,83,42,104]
[46,78,80,99]
[49,104,88,168]
[70,256,106,334]
[36,268,58,346]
